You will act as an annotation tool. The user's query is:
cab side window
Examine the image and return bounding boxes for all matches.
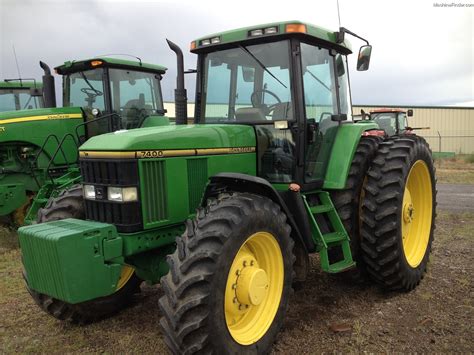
[300,43,339,182]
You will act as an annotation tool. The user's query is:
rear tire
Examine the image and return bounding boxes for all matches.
[159,192,294,354]
[26,185,141,323]
[360,136,436,291]
[330,136,382,278]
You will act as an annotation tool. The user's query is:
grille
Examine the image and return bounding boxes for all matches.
[80,159,142,233]
[141,160,168,225]
[80,159,138,185]
[187,158,208,213]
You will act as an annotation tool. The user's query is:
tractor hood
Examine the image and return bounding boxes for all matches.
[79,124,257,153]
[0,107,83,145]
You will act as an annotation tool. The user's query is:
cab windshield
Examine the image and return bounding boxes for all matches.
[0,88,44,111]
[371,112,407,135]
[64,68,105,111]
[201,40,293,123]
[109,68,164,129]
[64,67,164,129]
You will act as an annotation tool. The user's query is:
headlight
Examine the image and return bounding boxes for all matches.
[107,186,138,202]
[84,184,96,200]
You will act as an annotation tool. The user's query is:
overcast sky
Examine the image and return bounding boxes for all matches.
[1,0,473,106]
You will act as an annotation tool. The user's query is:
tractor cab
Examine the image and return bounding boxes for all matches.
[0,80,44,112]
[369,108,413,135]
[55,57,167,140]
[191,21,371,185]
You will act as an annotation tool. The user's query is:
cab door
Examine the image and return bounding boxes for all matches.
[300,43,340,185]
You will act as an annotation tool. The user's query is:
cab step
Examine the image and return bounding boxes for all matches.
[302,191,355,273]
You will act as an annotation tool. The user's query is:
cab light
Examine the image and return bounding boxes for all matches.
[84,184,96,200]
[90,60,103,67]
[285,23,307,33]
[107,186,138,202]
[264,26,278,34]
[210,36,221,44]
[249,29,264,37]
[190,41,197,50]
[201,39,211,46]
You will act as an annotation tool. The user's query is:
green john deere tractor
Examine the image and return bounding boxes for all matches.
[0,58,168,226]
[19,21,436,354]
[0,79,45,112]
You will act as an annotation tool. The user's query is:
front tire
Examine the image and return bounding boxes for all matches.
[360,136,436,291]
[159,192,294,354]
[26,185,141,323]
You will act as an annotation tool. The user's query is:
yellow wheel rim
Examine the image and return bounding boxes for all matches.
[224,231,284,345]
[116,265,134,291]
[401,160,433,267]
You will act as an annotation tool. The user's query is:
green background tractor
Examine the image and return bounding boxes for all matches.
[18,21,436,354]
[0,79,44,112]
[0,57,169,226]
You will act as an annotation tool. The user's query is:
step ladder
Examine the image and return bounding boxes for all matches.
[302,191,355,273]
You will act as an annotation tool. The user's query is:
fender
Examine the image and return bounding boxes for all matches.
[202,172,316,252]
[323,121,379,189]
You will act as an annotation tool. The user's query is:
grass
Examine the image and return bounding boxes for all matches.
[435,154,474,184]
[464,154,474,164]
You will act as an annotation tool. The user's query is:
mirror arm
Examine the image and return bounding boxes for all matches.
[336,27,370,45]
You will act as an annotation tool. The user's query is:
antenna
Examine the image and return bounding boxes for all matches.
[336,0,342,28]
[12,45,22,83]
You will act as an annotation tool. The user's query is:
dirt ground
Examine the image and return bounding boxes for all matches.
[1,208,472,353]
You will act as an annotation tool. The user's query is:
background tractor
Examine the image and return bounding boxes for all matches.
[0,79,44,112]
[18,21,436,354]
[0,58,169,226]
[356,107,430,137]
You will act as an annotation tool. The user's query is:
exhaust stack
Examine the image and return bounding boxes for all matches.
[39,61,56,108]
[166,39,188,125]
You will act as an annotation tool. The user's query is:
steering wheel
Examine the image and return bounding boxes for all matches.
[81,87,103,97]
[250,89,282,116]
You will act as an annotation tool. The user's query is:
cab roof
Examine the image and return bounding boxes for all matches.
[191,20,352,54]
[0,80,42,89]
[55,57,167,75]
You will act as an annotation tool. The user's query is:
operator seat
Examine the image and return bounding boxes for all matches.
[271,102,292,120]
[235,107,266,122]
[123,93,150,129]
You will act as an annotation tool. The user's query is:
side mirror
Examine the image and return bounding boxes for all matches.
[357,45,372,71]
[242,67,255,82]
[407,109,413,117]
[331,113,347,122]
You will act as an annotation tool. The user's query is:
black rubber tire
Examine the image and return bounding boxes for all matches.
[37,184,85,222]
[159,192,295,354]
[329,136,382,277]
[360,136,437,291]
[26,184,141,324]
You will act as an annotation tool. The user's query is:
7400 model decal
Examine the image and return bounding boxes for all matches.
[80,147,256,159]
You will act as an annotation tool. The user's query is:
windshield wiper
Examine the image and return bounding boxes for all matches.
[239,45,287,89]
[305,68,332,92]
